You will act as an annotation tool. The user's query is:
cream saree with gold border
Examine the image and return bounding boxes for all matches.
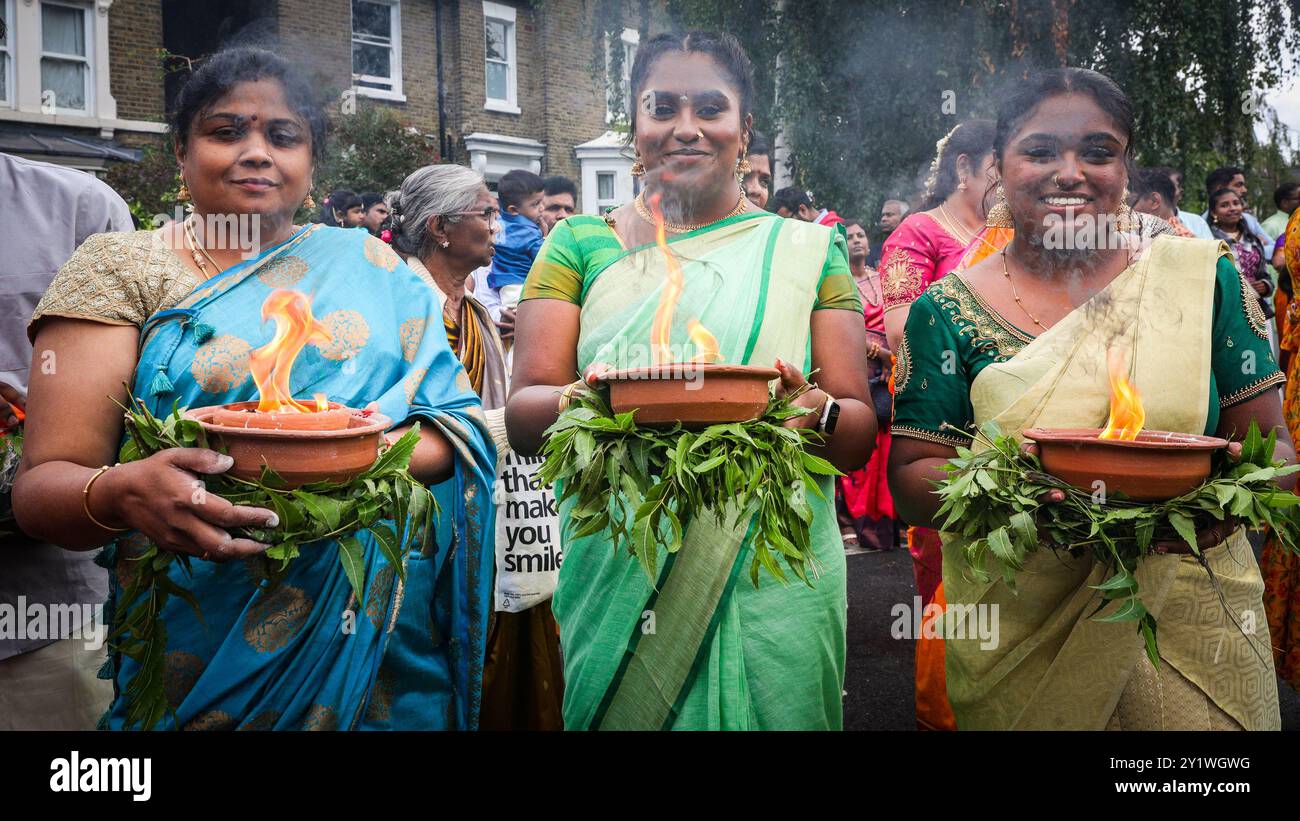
[942,235,1281,730]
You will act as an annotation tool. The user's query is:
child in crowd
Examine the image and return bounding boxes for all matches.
[486,170,546,313]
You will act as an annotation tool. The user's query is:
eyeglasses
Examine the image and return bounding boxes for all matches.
[450,207,501,224]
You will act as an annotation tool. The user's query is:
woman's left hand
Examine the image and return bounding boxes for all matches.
[1253,280,1270,295]
[774,357,827,430]
[1152,442,1242,554]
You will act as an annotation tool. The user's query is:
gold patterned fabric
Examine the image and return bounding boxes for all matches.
[29,230,201,338]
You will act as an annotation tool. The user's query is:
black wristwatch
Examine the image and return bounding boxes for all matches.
[817,395,840,436]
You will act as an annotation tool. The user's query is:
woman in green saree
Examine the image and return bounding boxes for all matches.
[889,68,1296,730]
[505,31,875,730]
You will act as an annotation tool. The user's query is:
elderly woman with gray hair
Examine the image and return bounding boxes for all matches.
[388,163,565,730]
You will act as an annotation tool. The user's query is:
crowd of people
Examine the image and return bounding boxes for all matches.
[1,27,1299,732]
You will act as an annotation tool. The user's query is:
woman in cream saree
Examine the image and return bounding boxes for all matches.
[893,232,1287,730]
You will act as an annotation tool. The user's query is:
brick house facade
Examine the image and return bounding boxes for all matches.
[1,0,656,210]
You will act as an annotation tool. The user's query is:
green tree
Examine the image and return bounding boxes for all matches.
[313,103,439,200]
[644,0,1300,227]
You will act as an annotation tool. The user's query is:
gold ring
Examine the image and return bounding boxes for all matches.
[201,550,213,561]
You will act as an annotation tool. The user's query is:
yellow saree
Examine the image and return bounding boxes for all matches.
[940,237,1281,730]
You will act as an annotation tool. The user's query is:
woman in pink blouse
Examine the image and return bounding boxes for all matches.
[880,120,996,352]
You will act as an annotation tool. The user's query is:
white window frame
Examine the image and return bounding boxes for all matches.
[39,0,93,115]
[482,1,518,114]
[605,27,638,125]
[0,0,14,108]
[351,0,404,102]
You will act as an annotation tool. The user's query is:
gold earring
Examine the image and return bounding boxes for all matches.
[630,152,645,177]
[958,178,968,191]
[1116,186,1135,233]
[737,153,752,175]
[986,185,1013,228]
[303,193,317,210]
[176,178,192,212]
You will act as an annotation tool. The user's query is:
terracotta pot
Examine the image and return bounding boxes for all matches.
[210,401,352,431]
[604,364,780,428]
[185,404,393,487]
[1022,427,1229,502]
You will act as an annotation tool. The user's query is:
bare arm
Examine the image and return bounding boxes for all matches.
[1218,389,1296,490]
[505,298,581,455]
[884,306,908,353]
[14,319,275,559]
[886,437,957,529]
[800,309,876,472]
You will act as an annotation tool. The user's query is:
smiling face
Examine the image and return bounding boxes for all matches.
[998,92,1128,244]
[742,152,772,209]
[175,79,314,227]
[1211,191,1244,228]
[634,51,751,204]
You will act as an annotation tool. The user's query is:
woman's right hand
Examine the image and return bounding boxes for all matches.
[1020,442,1067,504]
[98,448,277,562]
[582,361,614,388]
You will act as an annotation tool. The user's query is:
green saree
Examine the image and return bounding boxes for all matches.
[522,212,859,729]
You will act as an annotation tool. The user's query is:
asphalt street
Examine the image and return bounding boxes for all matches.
[841,546,1300,730]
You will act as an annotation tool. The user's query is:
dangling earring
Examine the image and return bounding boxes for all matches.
[1116,186,1135,233]
[176,178,193,212]
[630,152,645,178]
[986,185,1013,228]
[737,153,752,176]
[303,192,317,210]
[958,178,968,192]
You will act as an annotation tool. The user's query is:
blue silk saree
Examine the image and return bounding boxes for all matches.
[98,225,496,730]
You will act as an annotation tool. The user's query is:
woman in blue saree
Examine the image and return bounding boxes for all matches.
[13,48,495,730]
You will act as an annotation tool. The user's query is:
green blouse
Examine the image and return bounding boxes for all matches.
[892,256,1284,447]
[520,213,862,312]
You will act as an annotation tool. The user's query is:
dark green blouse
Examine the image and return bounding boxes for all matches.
[892,256,1284,447]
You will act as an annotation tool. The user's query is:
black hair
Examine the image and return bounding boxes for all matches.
[1208,187,1240,210]
[922,119,995,209]
[994,68,1135,169]
[1133,167,1177,207]
[1206,166,1245,196]
[360,192,386,211]
[170,46,329,165]
[843,218,867,234]
[628,30,754,139]
[543,175,578,200]
[772,186,813,213]
[320,189,362,226]
[749,128,770,158]
[1274,182,1300,209]
[497,169,545,210]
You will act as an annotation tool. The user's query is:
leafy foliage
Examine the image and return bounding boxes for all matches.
[935,420,1300,666]
[103,139,185,229]
[110,399,436,730]
[538,382,840,587]
[652,0,1299,226]
[312,104,438,204]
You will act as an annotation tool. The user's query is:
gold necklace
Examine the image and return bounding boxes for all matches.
[936,202,976,246]
[184,217,224,280]
[856,269,881,306]
[634,190,747,233]
[1001,249,1048,331]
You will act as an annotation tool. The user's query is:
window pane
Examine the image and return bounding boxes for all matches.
[485,20,507,61]
[352,0,391,40]
[41,58,87,109]
[598,173,615,201]
[486,61,508,101]
[42,3,86,56]
[1,58,8,104]
[353,41,391,79]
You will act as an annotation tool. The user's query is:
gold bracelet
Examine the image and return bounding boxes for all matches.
[83,465,129,533]
[557,380,583,412]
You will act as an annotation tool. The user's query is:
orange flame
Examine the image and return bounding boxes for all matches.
[313,393,330,412]
[646,193,723,365]
[248,289,333,413]
[1098,348,1145,440]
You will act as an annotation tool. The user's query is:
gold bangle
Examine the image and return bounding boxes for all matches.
[557,380,582,412]
[83,465,129,533]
